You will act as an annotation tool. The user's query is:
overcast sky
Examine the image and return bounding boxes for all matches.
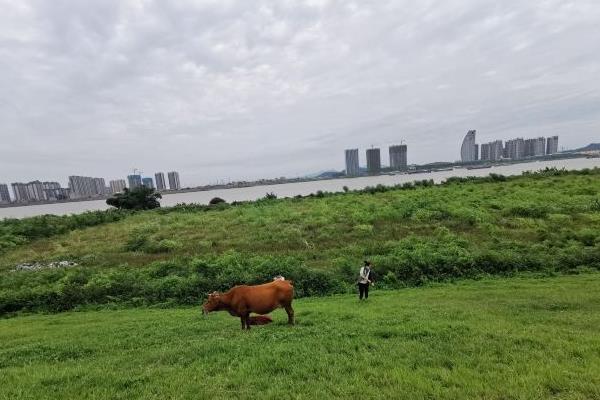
[1,0,599,187]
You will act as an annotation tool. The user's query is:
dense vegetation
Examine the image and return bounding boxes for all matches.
[1,275,599,399]
[106,186,162,210]
[1,168,599,315]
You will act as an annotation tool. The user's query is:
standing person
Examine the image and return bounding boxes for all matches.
[358,261,374,300]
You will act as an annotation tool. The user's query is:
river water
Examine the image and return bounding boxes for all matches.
[2,158,599,219]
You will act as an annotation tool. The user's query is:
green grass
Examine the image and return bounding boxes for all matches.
[1,169,599,314]
[2,170,599,272]
[2,274,600,399]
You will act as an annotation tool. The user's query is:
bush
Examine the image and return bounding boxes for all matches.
[209,197,226,205]
[106,187,161,210]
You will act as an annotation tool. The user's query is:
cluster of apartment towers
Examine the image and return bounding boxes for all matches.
[345,145,408,176]
[461,130,559,162]
[0,171,181,204]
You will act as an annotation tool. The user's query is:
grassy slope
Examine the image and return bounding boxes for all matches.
[1,275,599,400]
[1,172,599,271]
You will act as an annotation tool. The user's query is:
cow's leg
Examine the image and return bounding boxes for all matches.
[284,304,295,326]
[243,313,251,330]
[240,316,246,330]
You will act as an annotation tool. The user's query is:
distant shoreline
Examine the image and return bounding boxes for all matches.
[0,152,591,210]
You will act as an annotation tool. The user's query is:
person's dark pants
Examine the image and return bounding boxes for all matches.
[358,283,369,300]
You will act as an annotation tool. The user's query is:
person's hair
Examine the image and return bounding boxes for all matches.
[364,260,369,266]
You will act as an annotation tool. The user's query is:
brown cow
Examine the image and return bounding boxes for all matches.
[202,279,294,329]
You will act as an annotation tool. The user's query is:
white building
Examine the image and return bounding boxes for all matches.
[109,179,127,193]
[460,130,478,162]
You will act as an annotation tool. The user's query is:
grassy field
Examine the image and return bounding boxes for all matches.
[1,274,599,400]
[1,169,599,314]
[2,170,599,272]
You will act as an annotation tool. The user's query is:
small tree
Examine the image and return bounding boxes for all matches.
[106,187,162,210]
[209,197,226,205]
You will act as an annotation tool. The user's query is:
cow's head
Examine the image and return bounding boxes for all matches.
[202,291,221,315]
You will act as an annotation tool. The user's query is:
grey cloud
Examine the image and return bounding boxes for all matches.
[1,0,599,186]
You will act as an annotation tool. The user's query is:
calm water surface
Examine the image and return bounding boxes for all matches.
[2,158,599,219]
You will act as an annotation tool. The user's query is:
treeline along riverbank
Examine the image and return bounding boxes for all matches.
[1,167,599,315]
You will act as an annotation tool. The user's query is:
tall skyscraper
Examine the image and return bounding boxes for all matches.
[69,176,106,198]
[481,140,503,161]
[155,172,166,191]
[533,137,546,156]
[366,148,381,175]
[167,171,181,190]
[389,145,408,170]
[93,178,106,196]
[24,181,46,201]
[11,183,29,202]
[127,174,142,189]
[42,182,66,201]
[142,177,154,189]
[109,179,127,193]
[505,138,525,160]
[546,136,559,154]
[345,149,360,176]
[490,140,504,161]
[0,184,10,203]
[460,130,478,162]
[480,143,491,161]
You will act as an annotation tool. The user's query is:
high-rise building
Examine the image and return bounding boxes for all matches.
[69,176,106,198]
[11,183,29,202]
[460,130,478,162]
[524,138,535,157]
[155,172,166,191]
[109,179,127,193]
[366,148,381,175]
[345,149,360,176]
[0,184,10,203]
[490,140,504,161]
[505,138,525,160]
[25,181,46,201]
[127,174,142,189]
[42,182,67,201]
[481,140,503,161]
[167,171,181,190]
[533,137,546,156]
[142,177,154,189]
[547,136,559,154]
[480,143,491,161]
[389,145,408,170]
[93,178,106,196]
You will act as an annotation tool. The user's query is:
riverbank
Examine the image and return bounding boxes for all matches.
[1,167,599,315]
[2,156,599,219]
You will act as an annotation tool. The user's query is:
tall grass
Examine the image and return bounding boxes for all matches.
[0,168,599,315]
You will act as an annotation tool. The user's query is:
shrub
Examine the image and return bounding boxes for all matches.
[209,197,226,205]
[106,187,162,210]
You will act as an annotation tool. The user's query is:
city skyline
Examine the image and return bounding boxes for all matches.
[1,1,599,187]
[1,170,181,203]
